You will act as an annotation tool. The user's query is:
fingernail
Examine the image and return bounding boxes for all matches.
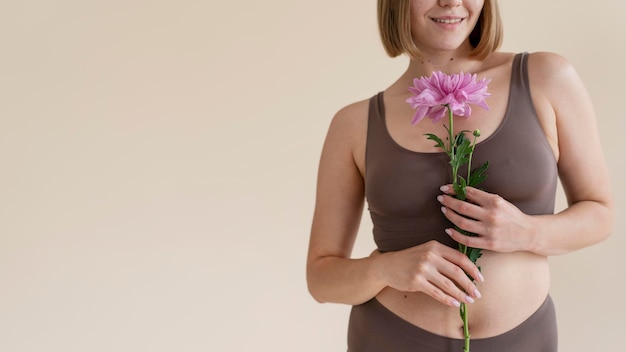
[466,295,474,304]
[437,195,444,203]
[474,289,482,299]
[444,228,452,236]
[452,300,461,307]
[478,272,485,282]
[440,207,447,214]
[440,185,449,192]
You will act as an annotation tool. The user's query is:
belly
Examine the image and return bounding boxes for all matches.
[375,251,550,339]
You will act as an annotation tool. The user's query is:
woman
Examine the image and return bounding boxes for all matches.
[306,0,613,351]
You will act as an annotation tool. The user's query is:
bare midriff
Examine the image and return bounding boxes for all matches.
[375,251,550,339]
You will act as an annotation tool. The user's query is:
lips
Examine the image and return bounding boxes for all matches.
[431,18,464,24]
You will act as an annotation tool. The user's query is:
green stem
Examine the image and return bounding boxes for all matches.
[466,133,479,193]
[463,303,470,352]
[447,105,458,186]
[447,104,470,351]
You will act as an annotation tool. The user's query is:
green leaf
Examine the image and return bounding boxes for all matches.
[454,177,467,201]
[454,130,471,148]
[456,227,482,266]
[453,132,473,167]
[467,247,483,264]
[461,241,483,281]
[468,161,490,187]
[424,133,446,151]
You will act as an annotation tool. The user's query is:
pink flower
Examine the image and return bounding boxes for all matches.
[406,71,491,124]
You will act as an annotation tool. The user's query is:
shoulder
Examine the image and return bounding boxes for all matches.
[325,97,372,143]
[320,96,373,175]
[526,52,581,90]
[527,51,571,68]
[331,97,371,128]
[525,51,590,110]
[525,52,597,157]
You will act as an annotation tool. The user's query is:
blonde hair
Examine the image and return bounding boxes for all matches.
[377,0,503,60]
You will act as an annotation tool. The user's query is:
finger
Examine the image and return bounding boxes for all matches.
[439,244,485,284]
[438,263,481,302]
[445,227,490,251]
[421,280,463,308]
[440,206,483,234]
[430,273,477,305]
[464,186,503,207]
[437,194,485,220]
[439,184,455,195]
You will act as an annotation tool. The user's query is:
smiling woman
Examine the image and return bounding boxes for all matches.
[0,1,623,351]
[379,0,501,61]
[306,0,614,351]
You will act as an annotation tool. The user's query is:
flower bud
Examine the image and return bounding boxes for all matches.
[473,129,481,137]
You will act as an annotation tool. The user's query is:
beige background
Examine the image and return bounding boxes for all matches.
[0,1,624,351]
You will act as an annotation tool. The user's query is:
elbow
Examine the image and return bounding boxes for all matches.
[306,274,328,304]
[600,202,615,242]
[577,196,614,244]
[307,285,326,304]
[591,198,614,244]
[306,263,328,304]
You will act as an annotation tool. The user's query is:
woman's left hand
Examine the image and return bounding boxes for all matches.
[438,185,536,253]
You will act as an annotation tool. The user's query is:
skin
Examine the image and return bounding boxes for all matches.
[307,0,614,339]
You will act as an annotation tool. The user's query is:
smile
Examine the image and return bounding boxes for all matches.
[431,18,464,24]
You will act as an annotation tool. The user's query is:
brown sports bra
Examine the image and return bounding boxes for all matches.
[364,53,558,252]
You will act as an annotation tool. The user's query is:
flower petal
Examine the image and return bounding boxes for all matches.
[406,71,491,122]
[411,105,430,124]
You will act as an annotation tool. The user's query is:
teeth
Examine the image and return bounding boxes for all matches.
[433,18,462,24]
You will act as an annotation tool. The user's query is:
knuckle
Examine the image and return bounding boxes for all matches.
[492,195,505,207]
[425,240,439,250]
[423,250,438,262]
[483,237,496,250]
[466,236,477,248]
[452,265,466,278]
[486,212,498,224]
[409,276,425,291]
[442,280,458,293]
[461,254,475,268]
[429,287,446,301]
[450,249,466,263]
[415,261,430,275]
[458,202,470,213]
[457,217,472,230]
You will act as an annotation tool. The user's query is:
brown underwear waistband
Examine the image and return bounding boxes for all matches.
[348,295,558,352]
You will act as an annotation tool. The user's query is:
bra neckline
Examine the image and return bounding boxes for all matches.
[377,54,519,156]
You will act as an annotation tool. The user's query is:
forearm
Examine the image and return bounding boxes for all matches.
[528,200,613,256]
[307,254,386,306]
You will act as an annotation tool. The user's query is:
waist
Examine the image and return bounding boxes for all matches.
[375,251,550,339]
[370,212,458,251]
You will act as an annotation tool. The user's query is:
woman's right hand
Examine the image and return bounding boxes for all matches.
[374,240,484,307]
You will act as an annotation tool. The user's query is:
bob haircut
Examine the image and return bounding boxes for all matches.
[378,0,503,60]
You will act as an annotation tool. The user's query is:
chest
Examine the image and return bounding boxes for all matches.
[383,78,511,154]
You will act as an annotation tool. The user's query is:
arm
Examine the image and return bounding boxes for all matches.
[306,102,482,307]
[439,52,614,256]
[528,52,613,254]
[306,103,383,305]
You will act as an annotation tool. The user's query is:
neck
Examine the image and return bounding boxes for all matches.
[385,43,494,98]
[406,55,481,76]
[404,42,482,77]
[394,55,488,94]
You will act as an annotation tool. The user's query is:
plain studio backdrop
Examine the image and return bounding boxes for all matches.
[0,1,624,351]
